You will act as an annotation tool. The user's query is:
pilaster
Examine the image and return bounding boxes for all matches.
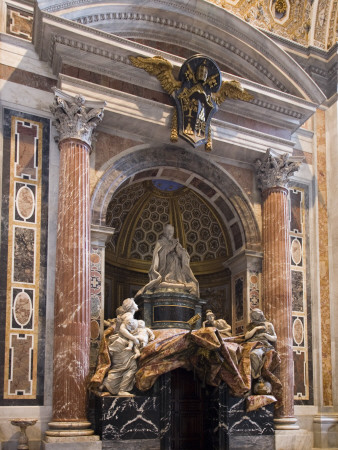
[224,249,263,333]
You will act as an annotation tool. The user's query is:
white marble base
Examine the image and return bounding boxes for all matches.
[42,435,102,449]
[275,429,313,450]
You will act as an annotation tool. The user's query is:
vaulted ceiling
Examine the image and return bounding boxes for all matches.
[206,0,337,50]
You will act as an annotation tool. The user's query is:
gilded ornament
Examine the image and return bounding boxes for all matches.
[170,109,178,142]
[130,54,253,151]
[275,0,287,14]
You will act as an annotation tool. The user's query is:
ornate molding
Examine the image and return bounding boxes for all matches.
[255,149,303,191]
[50,88,106,146]
[35,8,326,103]
[74,12,291,93]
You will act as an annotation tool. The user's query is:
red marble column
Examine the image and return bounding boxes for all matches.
[51,138,91,427]
[256,150,302,429]
[46,91,105,438]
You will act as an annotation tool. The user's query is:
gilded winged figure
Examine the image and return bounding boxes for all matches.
[129,55,253,151]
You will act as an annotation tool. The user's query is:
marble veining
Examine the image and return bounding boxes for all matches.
[96,395,160,441]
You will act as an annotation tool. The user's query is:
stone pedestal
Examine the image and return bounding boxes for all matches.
[136,292,205,329]
[10,419,37,450]
[42,436,102,450]
[91,371,275,450]
[205,384,275,450]
[93,395,160,443]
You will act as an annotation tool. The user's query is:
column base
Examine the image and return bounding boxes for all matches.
[42,435,101,450]
[275,430,313,450]
[45,421,94,437]
[274,417,300,430]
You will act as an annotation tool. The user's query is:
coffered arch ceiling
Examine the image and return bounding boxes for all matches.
[105,180,233,275]
[37,0,325,103]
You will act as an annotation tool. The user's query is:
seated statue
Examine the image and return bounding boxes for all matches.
[202,309,232,336]
[136,224,199,297]
[244,308,277,381]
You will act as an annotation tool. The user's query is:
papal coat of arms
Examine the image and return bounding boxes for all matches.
[130,54,253,151]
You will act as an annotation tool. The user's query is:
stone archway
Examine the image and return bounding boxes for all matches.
[91,144,261,251]
[89,144,263,369]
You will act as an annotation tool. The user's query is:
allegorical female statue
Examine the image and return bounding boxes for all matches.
[244,308,277,380]
[136,224,199,297]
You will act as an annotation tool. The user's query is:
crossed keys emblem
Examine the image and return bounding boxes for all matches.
[130,54,253,151]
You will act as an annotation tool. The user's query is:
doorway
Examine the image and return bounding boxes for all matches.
[170,368,205,450]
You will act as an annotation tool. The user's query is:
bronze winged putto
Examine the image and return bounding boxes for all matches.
[129,54,253,151]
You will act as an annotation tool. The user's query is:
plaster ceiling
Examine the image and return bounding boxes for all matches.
[206,0,337,50]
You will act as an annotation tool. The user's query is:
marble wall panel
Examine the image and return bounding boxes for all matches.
[6,5,33,41]
[0,109,49,404]
[0,65,55,93]
[8,334,33,396]
[90,245,104,373]
[289,186,313,405]
[249,271,260,309]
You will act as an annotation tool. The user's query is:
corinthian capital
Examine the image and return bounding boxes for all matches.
[255,149,303,191]
[50,88,106,147]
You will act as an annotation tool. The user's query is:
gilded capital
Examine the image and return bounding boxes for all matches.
[50,88,106,147]
[255,149,303,191]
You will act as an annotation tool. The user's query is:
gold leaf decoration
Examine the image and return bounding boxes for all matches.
[212,80,253,106]
[275,0,287,14]
[129,55,181,95]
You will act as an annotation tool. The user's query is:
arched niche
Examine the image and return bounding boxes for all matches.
[89,144,263,357]
[91,144,261,252]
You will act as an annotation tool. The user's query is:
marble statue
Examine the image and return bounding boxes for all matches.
[202,309,232,336]
[133,320,155,358]
[244,308,277,380]
[136,224,199,297]
[101,298,140,396]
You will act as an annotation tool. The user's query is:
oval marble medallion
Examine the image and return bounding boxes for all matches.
[90,253,100,264]
[293,318,304,346]
[250,275,258,284]
[14,292,32,326]
[16,186,35,220]
[91,320,100,340]
[291,239,302,265]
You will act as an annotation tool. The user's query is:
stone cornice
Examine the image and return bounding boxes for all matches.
[33,3,326,104]
[42,22,319,133]
[58,74,296,163]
